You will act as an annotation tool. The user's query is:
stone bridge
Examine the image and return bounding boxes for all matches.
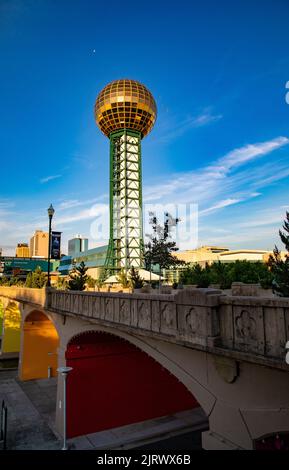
[0,286,289,450]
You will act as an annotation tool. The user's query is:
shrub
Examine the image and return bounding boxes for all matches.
[129,267,144,289]
[68,261,88,291]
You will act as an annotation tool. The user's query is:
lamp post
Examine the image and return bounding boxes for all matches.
[47,204,55,287]
[57,366,73,450]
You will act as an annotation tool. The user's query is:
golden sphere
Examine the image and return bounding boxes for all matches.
[94,79,157,138]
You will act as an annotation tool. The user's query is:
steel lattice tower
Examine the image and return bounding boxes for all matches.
[94,79,157,279]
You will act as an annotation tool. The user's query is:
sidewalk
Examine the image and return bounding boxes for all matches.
[68,407,208,450]
[0,371,61,449]
[0,370,207,450]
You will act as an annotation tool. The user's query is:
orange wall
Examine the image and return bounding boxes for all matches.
[21,316,59,381]
[0,301,4,337]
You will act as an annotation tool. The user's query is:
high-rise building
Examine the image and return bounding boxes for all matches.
[29,230,49,258]
[94,79,157,278]
[68,235,89,256]
[15,243,30,258]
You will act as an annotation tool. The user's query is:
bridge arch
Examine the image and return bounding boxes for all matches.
[20,309,59,381]
[65,329,201,438]
[60,322,215,414]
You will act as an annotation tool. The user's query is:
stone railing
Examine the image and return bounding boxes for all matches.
[47,288,289,370]
[0,286,47,307]
[0,286,288,369]
[49,288,221,346]
[218,295,289,360]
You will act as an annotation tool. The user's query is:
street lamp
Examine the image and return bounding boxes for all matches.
[57,366,73,450]
[47,204,55,287]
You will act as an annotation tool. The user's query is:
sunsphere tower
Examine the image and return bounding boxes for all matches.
[94,79,157,277]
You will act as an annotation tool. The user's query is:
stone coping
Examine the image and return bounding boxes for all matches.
[68,407,208,450]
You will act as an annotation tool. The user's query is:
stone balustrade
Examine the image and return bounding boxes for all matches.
[0,286,288,370]
[0,286,47,307]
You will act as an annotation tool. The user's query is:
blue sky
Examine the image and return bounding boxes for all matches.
[1,0,289,255]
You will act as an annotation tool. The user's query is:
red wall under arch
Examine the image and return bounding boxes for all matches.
[65,331,199,438]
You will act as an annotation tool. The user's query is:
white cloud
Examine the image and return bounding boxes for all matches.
[200,198,242,215]
[199,227,279,248]
[0,200,15,209]
[237,211,285,229]
[218,136,289,169]
[57,195,108,211]
[55,203,109,225]
[1,136,288,256]
[157,108,223,143]
[0,221,12,232]
[193,110,223,126]
[58,199,80,210]
[40,174,62,184]
[144,136,289,208]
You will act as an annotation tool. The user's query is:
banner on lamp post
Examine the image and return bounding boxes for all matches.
[50,231,61,259]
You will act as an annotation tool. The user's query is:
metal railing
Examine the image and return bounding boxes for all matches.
[0,400,7,450]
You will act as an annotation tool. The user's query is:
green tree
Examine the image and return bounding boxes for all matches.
[228,260,273,288]
[86,276,97,289]
[279,211,289,251]
[129,266,144,289]
[9,277,24,287]
[144,212,185,283]
[25,272,33,288]
[0,277,9,286]
[25,267,47,288]
[210,262,231,289]
[68,261,88,291]
[116,269,131,288]
[180,263,211,288]
[179,260,273,290]
[95,278,104,291]
[56,276,68,290]
[268,212,289,297]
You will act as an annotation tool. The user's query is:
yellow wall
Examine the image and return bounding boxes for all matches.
[29,230,49,257]
[21,312,59,381]
[16,245,30,257]
[0,300,4,337]
[175,247,272,266]
[175,246,225,265]
[2,302,21,353]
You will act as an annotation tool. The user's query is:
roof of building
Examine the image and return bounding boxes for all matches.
[219,249,269,256]
[58,245,108,273]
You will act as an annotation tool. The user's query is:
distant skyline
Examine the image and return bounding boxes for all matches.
[1,0,289,255]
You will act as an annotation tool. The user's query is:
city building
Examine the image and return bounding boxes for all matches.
[15,243,30,258]
[68,235,88,256]
[174,246,230,266]
[58,245,107,278]
[218,249,270,262]
[58,243,286,282]
[0,256,59,279]
[94,79,157,278]
[174,246,276,266]
[29,230,49,258]
[161,246,286,284]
